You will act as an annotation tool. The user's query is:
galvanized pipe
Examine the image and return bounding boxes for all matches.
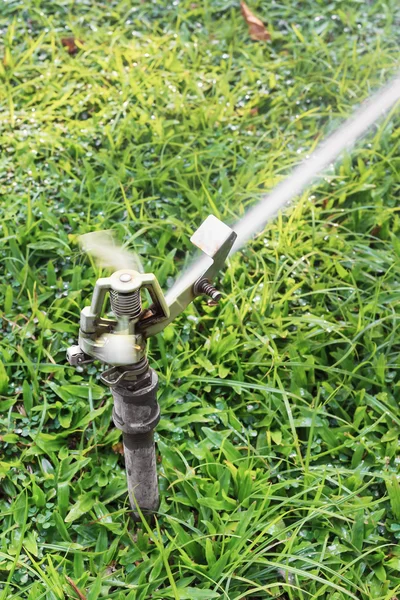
[102,363,160,517]
[123,431,159,515]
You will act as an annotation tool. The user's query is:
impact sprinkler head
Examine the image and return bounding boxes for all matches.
[66,215,237,517]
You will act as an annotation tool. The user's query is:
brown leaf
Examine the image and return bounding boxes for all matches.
[112,442,124,455]
[240,1,270,41]
[61,37,84,55]
[65,576,87,600]
[370,225,381,238]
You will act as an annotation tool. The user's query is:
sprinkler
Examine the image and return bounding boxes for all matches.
[67,215,237,517]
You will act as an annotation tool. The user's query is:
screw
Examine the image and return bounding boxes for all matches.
[194,278,222,301]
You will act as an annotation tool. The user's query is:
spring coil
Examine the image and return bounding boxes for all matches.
[110,290,142,319]
[194,278,222,301]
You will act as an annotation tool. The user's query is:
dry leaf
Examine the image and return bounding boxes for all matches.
[112,442,124,455]
[61,37,84,55]
[240,1,270,41]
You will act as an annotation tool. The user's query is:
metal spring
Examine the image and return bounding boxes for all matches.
[110,290,142,319]
[194,278,222,301]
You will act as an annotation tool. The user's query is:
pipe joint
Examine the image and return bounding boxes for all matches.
[110,367,160,436]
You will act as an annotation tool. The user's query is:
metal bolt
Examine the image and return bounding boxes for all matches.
[194,278,222,301]
[66,345,87,366]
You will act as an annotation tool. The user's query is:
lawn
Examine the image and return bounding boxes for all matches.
[1,0,400,598]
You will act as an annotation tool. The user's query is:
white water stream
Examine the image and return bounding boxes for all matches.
[168,73,400,300]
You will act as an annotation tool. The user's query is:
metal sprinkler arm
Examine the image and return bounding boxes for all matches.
[138,215,237,337]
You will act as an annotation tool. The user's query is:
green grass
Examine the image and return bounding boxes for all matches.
[1,0,400,598]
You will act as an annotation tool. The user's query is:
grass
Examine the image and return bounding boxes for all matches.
[1,0,400,598]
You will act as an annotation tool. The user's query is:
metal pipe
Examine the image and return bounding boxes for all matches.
[123,431,159,516]
[102,363,160,517]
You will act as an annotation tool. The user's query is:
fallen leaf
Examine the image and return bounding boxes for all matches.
[112,442,124,455]
[240,1,270,41]
[61,37,84,55]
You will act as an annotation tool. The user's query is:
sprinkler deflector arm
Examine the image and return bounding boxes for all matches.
[66,215,237,516]
[138,215,237,336]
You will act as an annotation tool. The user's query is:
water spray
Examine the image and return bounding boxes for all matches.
[166,73,400,300]
[230,73,400,252]
[67,73,400,516]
